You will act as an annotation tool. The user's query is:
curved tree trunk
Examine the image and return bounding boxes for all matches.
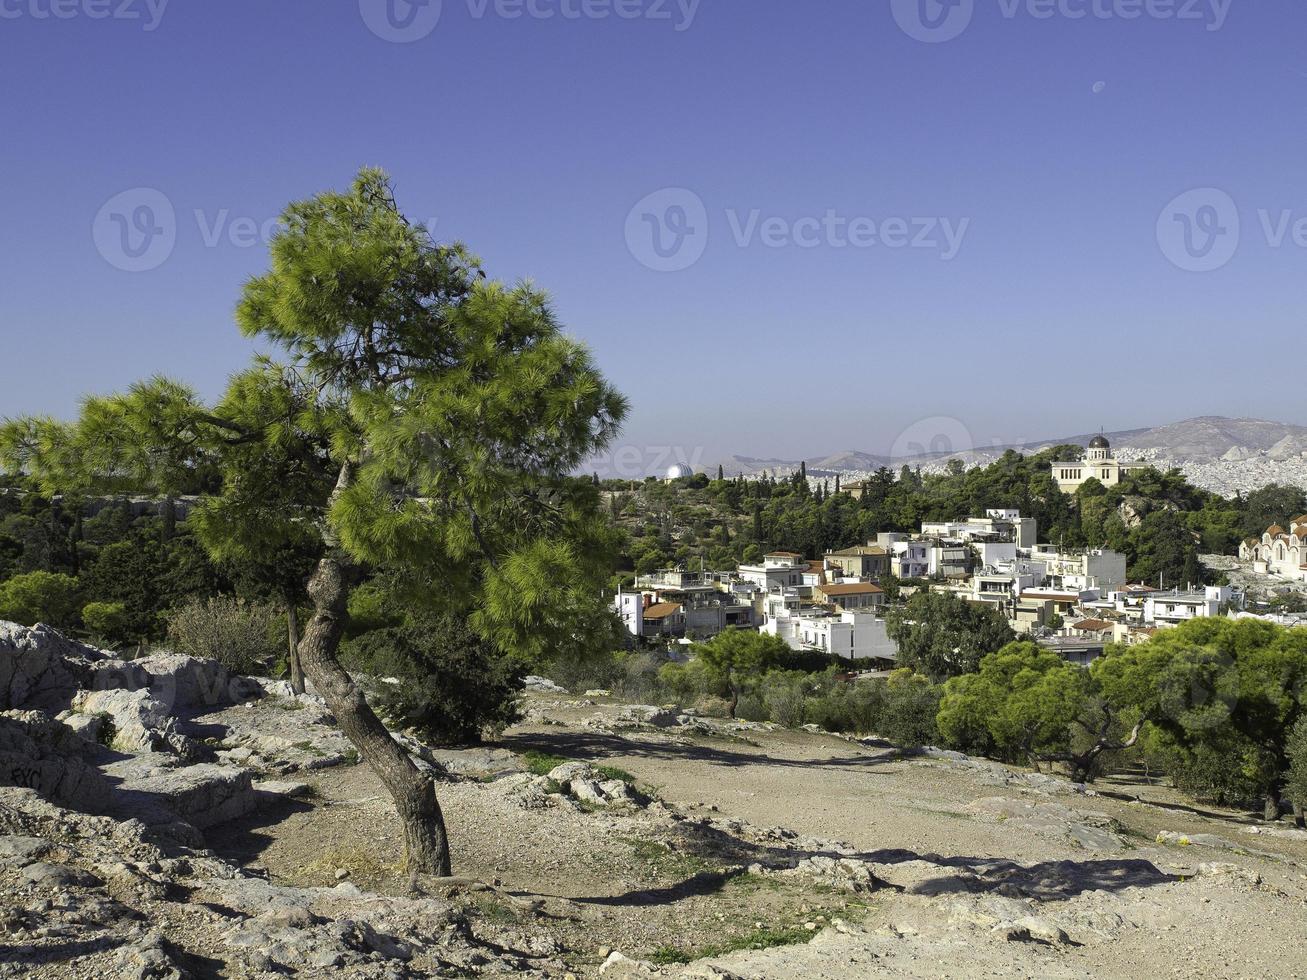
[294,461,452,876]
[286,603,305,697]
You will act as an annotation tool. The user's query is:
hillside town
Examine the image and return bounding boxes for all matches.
[617,437,1307,668]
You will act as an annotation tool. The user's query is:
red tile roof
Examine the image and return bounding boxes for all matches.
[818,582,884,596]
[642,602,682,620]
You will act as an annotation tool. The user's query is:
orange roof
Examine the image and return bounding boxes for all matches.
[1267,525,1285,536]
[818,582,884,596]
[766,551,803,559]
[642,602,682,620]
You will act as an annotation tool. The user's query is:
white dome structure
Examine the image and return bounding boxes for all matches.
[666,464,694,480]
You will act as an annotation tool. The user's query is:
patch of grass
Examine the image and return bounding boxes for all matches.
[471,896,521,924]
[595,764,637,784]
[522,751,571,777]
[724,872,784,893]
[624,837,714,879]
[299,846,401,885]
[648,926,814,965]
[342,748,360,765]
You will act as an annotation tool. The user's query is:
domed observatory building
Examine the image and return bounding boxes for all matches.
[1049,435,1147,494]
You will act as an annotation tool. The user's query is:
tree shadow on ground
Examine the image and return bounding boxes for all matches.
[202,793,314,866]
[1090,787,1261,825]
[544,818,1176,909]
[498,730,899,774]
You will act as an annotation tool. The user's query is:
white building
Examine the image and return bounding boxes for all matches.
[1239,519,1307,582]
[764,610,898,664]
[1144,585,1236,626]
[878,536,930,579]
[920,509,1037,549]
[737,552,810,592]
[1030,545,1127,594]
[1049,435,1148,494]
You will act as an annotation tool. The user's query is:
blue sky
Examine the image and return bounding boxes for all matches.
[1,0,1303,470]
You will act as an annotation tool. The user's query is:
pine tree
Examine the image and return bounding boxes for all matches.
[3,170,627,877]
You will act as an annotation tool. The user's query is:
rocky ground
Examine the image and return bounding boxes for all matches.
[3,623,1307,978]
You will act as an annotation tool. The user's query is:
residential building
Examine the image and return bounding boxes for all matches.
[926,541,971,579]
[884,537,930,579]
[971,558,1047,599]
[1143,586,1236,626]
[737,552,811,592]
[764,610,898,665]
[824,544,890,581]
[1049,435,1148,494]
[1030,545,1127,594]
[813,581,885,612]
[921,509,1037,550]
[615,593,686,638]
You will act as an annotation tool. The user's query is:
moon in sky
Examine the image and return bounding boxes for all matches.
[1092,81,1107,94]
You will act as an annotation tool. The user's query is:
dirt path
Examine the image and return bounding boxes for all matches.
[208,694,1307,978]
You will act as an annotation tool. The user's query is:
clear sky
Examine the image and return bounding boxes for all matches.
[1,0,1303,472]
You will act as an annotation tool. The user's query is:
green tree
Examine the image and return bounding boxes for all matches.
[0,570,80,627]
[1286,715,1307,827]
[938,642,1139,781]
[884,591,1015,681]
[1096,619,1307,818]
[693,629,791,718]
[1,170,626,876]
[344,615,525,746]
[81,600,129,646]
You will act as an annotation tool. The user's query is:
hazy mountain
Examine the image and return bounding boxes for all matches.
[702,417,1307,495]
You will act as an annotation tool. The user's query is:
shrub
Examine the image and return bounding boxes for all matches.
[343,615,524,746]
[1287,716,1307,815]
[760,671,809,729]
[808,679,886,735]
[0,571,81,627]
[878,670,942,748]
[81,601,130,646]
[165,596,282,675]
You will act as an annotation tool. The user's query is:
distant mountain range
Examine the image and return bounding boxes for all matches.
[708,417,1307,496]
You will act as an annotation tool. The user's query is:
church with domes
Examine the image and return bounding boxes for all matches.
[1239,518,1307,582]
[1049,435,1148,494]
